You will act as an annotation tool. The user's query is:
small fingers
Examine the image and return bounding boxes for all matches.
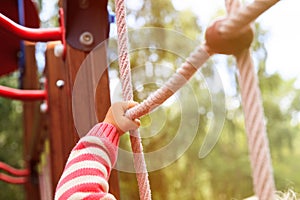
[120,101,139,111]
[134,118,141,128]
[107,101,141,135]
[128,101,139,108]
[128,102,140,129]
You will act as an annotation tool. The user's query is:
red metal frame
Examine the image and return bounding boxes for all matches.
[0,161,29,176]
[0,13,61,41]
[0,173,27,184]
[0,85,46,101]
[0,9,65,43]
[58,8,66,58]
[0,161,29,184]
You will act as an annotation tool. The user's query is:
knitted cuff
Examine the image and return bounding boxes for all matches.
[87,123,120,147]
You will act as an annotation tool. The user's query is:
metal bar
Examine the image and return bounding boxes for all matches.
[0,173,27,184]
[17,0,25,25]
[17,0,26,87]
[0,161,29,176]
[0,13,62,42]
[0,85,46,101]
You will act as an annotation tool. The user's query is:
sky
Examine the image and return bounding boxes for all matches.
[257,0,300,80]
[172,0,300,86]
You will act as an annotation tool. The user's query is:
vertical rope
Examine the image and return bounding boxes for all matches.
[236,50,276,200]
[115,0,133,101]
[114,0,152,199]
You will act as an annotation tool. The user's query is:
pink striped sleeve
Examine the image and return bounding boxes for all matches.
[54,123,120,200]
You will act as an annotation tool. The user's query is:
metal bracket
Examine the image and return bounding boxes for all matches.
[63,0,109,52]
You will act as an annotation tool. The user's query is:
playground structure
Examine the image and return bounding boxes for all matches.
[0,0,119,199]
[0,0,282,199]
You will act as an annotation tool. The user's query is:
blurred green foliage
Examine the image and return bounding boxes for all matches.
[0,74,25,200]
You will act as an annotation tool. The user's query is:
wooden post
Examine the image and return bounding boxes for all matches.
[45,41,119,197]
[65,44,120,198]
[44,0,120,196]
[23,41,41,200]
[44,41,78,197]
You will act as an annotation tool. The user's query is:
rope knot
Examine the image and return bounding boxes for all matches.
[205,18,253,55]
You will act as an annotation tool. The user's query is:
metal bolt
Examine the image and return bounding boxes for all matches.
[39,77,46,84]
[54,43,64,58]
[40,102,48,113]
[56,80,65,88]
[79,0,90,9]
[79,32,94,46]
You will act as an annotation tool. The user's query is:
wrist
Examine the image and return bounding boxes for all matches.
[103,118,124,135]
[87,122,120,147]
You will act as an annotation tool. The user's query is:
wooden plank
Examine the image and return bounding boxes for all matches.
[37,140,53,200]
[45,41,78,197]
[22,41,41,200]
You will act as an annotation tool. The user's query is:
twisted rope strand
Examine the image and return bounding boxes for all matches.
[220,0,280,38]
[225,0,241,16]
[126,45,210,119]
[236,50,276,200]
[115,0,151,199]
[115,3,133,100]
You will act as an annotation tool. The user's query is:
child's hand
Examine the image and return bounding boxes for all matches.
[103,101,140,135]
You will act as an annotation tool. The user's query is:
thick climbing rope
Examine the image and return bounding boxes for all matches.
[236,50,276,200]
[225,0,277,200]
[227,0,276,199]
[114,0,151,199]
[126,46,210,119]
[219,0,280,38]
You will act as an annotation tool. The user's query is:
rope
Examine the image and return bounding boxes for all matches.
[126,45,210,119]
[114,0,151,199]
[205,0,277,198]
[225,0,240,16]
[221,0,276,198]
[219,0,280,38]
[236,50,276,199]
[223,0,276,198]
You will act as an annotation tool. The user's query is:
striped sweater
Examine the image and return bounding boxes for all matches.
[55,123,119,200]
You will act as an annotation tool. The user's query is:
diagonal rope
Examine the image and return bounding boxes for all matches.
[126,45,210,119]
[114,0,151,199]
[225,0,240,16]
[236,50,276,200]
[220,0,280,38]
